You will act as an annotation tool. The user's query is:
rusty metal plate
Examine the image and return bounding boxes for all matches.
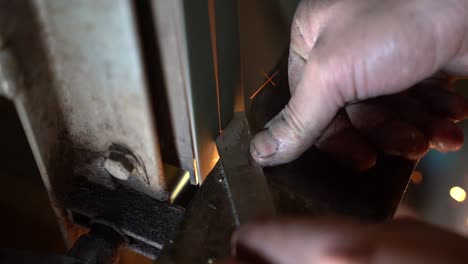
[0,0,166,200]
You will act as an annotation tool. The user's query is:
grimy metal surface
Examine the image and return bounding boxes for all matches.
[157,114,275,263]
[0,0,244,258]
[0,0,171,249]
[216,113,276,224]
[0,0,166,198]
[156,163,236,264]
[151,0,198,184]
[67,180,184,259]
[0,0,242,257]
[151,0,239,184]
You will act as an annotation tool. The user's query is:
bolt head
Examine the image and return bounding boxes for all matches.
[105,151,136,180]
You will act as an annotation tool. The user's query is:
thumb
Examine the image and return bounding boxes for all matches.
[250,54,343,166]
[232,218,468,264]
[233,218,370,264]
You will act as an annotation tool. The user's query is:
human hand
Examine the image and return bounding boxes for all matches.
[219,218,468,264]
[250,0,468,169]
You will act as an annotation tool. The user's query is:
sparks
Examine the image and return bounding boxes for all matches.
[250,70,280,100]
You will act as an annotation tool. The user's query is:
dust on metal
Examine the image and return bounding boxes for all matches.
[104,144,148,183]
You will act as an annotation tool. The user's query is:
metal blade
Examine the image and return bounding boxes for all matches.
[216,113,276,224]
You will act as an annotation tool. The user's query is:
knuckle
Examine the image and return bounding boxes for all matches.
[280,104,308,144]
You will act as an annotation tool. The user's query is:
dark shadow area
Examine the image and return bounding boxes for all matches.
[0,97,65,252]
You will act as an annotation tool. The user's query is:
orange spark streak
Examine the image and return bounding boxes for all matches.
[250,70,280,100]
[208,0,222,133]
[263,72,277,86]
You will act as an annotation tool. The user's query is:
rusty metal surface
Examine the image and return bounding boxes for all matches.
[0,0,166,201]
[0,1,243,258]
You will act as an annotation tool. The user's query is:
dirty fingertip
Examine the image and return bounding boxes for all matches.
[250,130,278,164]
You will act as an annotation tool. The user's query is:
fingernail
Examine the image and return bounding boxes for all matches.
[251,130,278,160]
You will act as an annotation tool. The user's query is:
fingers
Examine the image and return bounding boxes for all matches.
[318,86,465,169]
[412,83,468,121]
[253,70,465,167]
[346,102,429,160]
[316,111,376,171]
[231,218,468,264]
[384,93,464,152]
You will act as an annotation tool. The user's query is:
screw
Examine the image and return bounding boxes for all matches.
[105,149,138,181]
